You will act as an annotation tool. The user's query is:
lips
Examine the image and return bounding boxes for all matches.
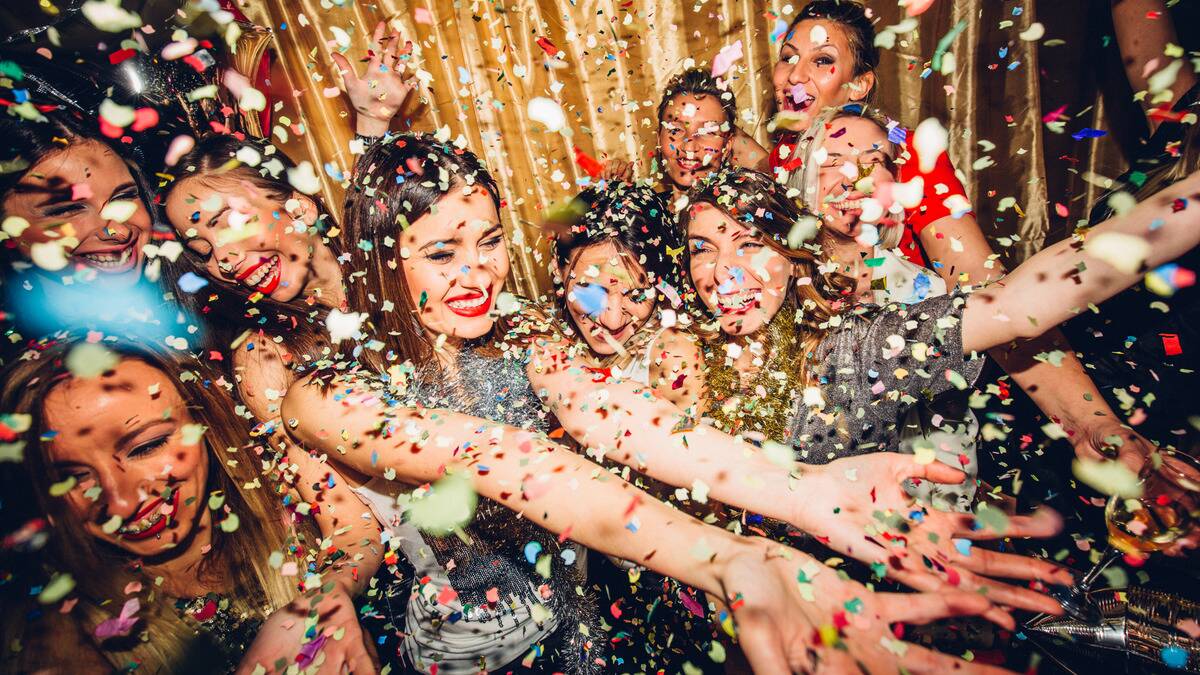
[446,287,493,318]
[236,254,282,295]
[74,241,139,273]
[118,490,179,541]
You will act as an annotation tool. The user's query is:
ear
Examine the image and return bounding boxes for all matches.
[848,71,876,103]
[289,192,321,226]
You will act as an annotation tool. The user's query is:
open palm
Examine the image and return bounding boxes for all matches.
[331,21,417,135]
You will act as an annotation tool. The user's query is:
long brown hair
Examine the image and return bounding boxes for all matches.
[341,133,502,374]
[0,335,314,671]
[679,168,853,379]
[162,134,336,362]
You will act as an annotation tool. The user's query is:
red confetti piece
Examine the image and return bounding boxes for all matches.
[1161,333,1182,356]
[131,107,159,132]
[108,48,137,65]
[536,37,559,57]
[573,146,604,179]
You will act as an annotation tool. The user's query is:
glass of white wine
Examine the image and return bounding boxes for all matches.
[1052,449,1200,623]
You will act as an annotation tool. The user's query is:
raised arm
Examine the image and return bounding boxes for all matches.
[1112,0,1197,133]
[963,170,1200,353]
[332,21,418,138]
[731,127,771,172]
[280,371,1011,674]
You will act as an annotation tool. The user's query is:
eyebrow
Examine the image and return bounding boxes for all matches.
[207,206,229,228]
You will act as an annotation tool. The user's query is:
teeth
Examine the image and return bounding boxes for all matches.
[80,246,132,269]
[119,509,165,536]
[834,199,865,210]
[244,256,278,289]
[717,290,758,311]
[448,289,489,310]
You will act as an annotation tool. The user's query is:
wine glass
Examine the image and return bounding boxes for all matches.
[1049,449,1200,623]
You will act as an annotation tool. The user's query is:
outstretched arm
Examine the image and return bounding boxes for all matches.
[280,371,1012,674]
[920,215,1155,468]
[963,170,1200,354]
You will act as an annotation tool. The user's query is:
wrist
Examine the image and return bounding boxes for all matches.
[355,116,392,138]
[785,462,827,533]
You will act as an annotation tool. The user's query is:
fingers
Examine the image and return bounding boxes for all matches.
[957,573,1065,618]
[330,51,354,84]
[955,548,1074,586]
[907,459,967,486]
[885,564,1019,630]
[876,590,992,625]
[898,642,1014,675]
[952,506,1063,540]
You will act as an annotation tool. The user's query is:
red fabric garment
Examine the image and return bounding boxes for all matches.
[768,132,973,267]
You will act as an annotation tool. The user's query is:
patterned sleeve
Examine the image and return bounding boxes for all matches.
[851,291,986,405]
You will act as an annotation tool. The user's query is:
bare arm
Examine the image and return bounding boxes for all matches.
[645,326,707,416]
[731,127,770,172]
[920,213,1152,463]
[232,336,295,423]
[963,170,1200,353]
[1112,0,1197,133]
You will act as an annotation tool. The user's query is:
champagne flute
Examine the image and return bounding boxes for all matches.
[1050,449,1200,623]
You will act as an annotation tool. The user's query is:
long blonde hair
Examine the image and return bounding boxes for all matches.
[0,335,314,671]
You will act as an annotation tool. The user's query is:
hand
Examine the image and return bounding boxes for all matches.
[236,581,378,675]
[331,21,417,138]
[794,453,1072,629]
[1071,418,1153,474]
[721,539,1014,674]
[600,159,634,182]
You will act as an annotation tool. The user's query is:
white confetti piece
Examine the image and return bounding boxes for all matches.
[81,1,142,32]
[1085,232,1149,274]
[286,161,321,195]
[527,97,566,132]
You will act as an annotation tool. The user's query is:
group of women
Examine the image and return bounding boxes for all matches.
[1,1,1197,673]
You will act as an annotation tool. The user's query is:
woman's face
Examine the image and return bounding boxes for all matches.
[3,139,151,285]
[816,116,896,241]
[166,175,322,303]
[658,93,732,190]
[562,240,655,356]
[773,19,875,132]
[42,357,209,558]
[401,187,510,341]
[687,204,792,337]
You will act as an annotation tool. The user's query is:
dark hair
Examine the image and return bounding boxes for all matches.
[554,183,679,285]
[163,133,338,360]
[342,133,502,373]
[0,110,160,233]
[655,67,738,129]
[789,1,879,77]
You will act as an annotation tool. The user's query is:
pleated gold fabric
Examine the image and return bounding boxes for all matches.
[233,0,1095,294]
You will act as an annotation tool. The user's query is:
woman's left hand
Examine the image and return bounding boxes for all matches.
[1071,418,1153,474]
[236,580,378,675]
[332,21,417,138]
[792,453,1073,630]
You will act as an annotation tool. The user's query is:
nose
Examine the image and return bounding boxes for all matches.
[596,293,628,331]
[95,220,134,244]
[95,464,146,522]
[787,59,810,86]
[713,248,743,286]
[456,250,495,291]
[213,243,245,279]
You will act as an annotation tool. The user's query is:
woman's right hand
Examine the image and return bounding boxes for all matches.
[720,539,1014,674]
[332,21,417,138]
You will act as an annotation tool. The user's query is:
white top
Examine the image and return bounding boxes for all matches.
[351,477,557,674]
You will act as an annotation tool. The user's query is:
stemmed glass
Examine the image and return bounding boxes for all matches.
[1049,448,1200,622]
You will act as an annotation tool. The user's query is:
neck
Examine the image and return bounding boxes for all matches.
[142,507,220,598]
[302,239,346,308]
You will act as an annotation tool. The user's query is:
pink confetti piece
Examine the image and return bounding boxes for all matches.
[711,40,743,78]
[95,598,140,640]
[414,7,432,24]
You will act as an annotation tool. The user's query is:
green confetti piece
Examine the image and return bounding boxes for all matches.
[535,553,552,579]
[405,471,477,534]
[269,551,284,569]
[931,20,968,72]
[707,640,727,664]
[1072,458,1142,498]
[220,512,240,533]
[64,343,118,378]
[419,291,428,309]
[863,257,886,268]
[844,597,864,614]
[49,476,77,497]
[208,492,226,510]
[101,515,123,534]
[38,573,75,604]
[181,424,207,445]
[974,502,1010,535]
[0,442,25,462]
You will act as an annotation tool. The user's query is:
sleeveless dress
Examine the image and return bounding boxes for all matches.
[345,347,601,674]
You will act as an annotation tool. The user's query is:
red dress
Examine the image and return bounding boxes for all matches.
[768,131,972,267]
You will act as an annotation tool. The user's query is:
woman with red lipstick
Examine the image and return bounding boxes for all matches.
[0,336,381,673]
[755,0,1159,471]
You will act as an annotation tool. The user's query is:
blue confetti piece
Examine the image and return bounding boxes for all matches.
[1071,127,1108,140]
[998,47,1008,58]
[887,125,907,145]
[1007,60,1021,71]
[1162,645,1188,669]
[524,541,542,564]
[457,66,472,84]
[177,272,209,293]
[730,266,745,284]
[913,272,932,301]
[770,18,789,43]
[560,549,577,565]
[953,539,973,556]
[572,283,608,317]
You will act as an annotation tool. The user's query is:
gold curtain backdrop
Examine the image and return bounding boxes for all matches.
[233,0,1100,296]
